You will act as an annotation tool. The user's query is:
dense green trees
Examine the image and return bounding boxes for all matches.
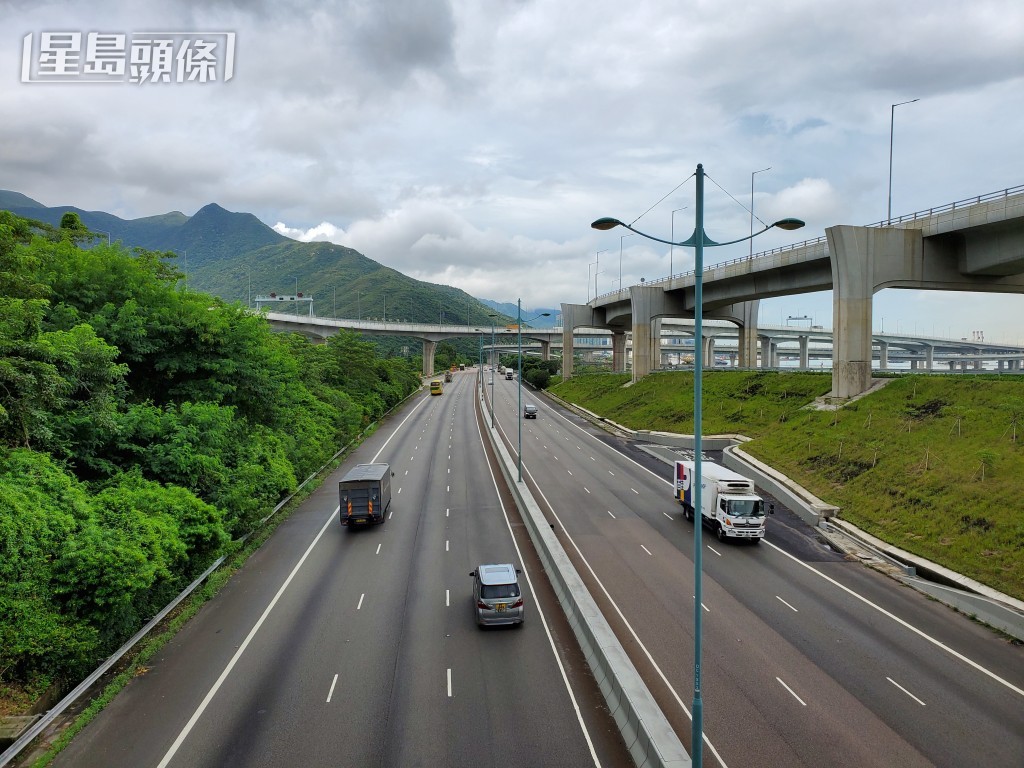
[0,211,421,694]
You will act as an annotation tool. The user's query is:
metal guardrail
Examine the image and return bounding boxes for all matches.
[0,385,425,767]
[594,183,1024,301]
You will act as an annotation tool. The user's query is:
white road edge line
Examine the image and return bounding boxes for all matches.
[523,460,728,768]
[776,677,807,706]
[887,676,926,706]
[155,396,430,768]
[475,404,601,768]
[762,539,1024,699]
[544,398,1024,702]
[326,673,338,704]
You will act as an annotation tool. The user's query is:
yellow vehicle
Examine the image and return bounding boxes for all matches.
[430,380,444,395]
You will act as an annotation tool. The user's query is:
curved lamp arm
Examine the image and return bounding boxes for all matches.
[591,216,804,248]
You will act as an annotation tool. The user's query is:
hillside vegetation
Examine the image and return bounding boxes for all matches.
[551,370,1024,601]
[0,211,422,708]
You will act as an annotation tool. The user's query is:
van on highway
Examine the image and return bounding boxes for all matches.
[470,564,524,627]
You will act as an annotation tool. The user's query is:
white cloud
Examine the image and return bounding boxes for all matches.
[1,0,1023,329]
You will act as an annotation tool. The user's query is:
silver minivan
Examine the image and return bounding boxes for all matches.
[470,563,524,627]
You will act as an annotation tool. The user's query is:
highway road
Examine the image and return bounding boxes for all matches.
[489,373,1024,768]
[51,370,632,768]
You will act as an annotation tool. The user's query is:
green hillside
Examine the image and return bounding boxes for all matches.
[0,192,515,358]
[551,370,1024,601]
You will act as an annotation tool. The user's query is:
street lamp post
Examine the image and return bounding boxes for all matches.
[619,234,635,292]
[517,302,551,481]
[670,208,687,277]
[750,166,771,257]
[592,163,803,767]
[488,313,498,429]
[595,249,610,298]
[888,98,919,225]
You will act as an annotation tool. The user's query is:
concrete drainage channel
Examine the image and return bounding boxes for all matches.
[479,388,691,768]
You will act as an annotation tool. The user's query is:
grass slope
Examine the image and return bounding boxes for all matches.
[551,371,1024,601]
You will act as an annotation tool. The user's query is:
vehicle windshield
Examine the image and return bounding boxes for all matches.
[727,499,762,518]
[481,583,520,599]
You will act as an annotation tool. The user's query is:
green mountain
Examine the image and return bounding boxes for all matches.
[1,192,514,347]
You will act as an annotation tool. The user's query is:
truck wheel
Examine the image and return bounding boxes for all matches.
[683,505,692,522]
[716,524,727,542]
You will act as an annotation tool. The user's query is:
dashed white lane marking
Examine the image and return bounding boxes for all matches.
[706,545,722,557]
[608,470,615,476]
[776,596,799,612]
[447,668,452,697]
[777,677,807,706]
[326,673,339,703]
[446,589,450,607]
[357,593,365,610]
[567,470,573,476]
[398,487,402,494]
[887,676,926,706]
[663,512,672,520]
[584,487,591,494]
[607,510,616,519]
[631,488,639,495]
[446,540,449,552]
[375,544,381,555]
[641,545,653,556]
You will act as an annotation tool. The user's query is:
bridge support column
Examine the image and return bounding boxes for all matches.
[560,303,603,380]
[629,286,667,383]
[925,345,934,371]
[827,225,920,398]
[878,340,889,370]
[770,342,779,368]
[650,318,663,372]
[612,332,627,372]
[703,336,716,368]
[998,359,1005,371]
[539,340,550,361]
[799,335,810,369]
[422,340,437,377]
[757,335,771,368]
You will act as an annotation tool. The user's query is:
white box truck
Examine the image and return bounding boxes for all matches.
[674,461,772,542]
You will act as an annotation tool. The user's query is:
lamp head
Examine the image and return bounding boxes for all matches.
[772,218,805,231]
[591,217,623,231]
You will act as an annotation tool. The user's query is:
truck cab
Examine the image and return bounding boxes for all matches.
[674,461,772,542]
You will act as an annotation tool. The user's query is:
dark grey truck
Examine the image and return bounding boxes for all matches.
[338,463,393,527]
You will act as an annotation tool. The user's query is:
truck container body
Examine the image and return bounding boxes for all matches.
[674,461,770,542]
[505,370,514,380]
[339,463,392,526]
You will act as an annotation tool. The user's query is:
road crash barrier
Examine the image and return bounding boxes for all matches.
[479,389,690,768]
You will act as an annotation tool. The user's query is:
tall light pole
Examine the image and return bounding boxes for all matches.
[595,248,610,298]
[517,302,550,481]
[592,163,803,767]
[587,261,596,301]
[888,98,919,225]
[670,208,687,277]
[619,234,635,292]
[488,313,498,429]
[750,166,771,257]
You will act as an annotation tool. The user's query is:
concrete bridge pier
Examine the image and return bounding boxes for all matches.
[703,336,716,368]
[539,340,551,361]
[422,339,437,377]
[878,340,889,370]
[925,345,934,371]
[561,302,609,380]
[799,335,810,369]
[650,318,663,372]
[612,332,627,372]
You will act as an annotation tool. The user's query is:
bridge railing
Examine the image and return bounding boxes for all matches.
[594,183,1024,302]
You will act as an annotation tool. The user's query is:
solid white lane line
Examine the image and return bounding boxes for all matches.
[887,677,927,706]
[763,540,1024,699]
[607,510,616,519]
[777,677,807,706]
[156,508,340,768]
[357,593,365,610]
[447,668,452,697]
[474,411,600,767]
[776,596,799,612]
[326,673,338,703]
[706,545,722,557]
[641,545,653,556]
[375,544,381,555]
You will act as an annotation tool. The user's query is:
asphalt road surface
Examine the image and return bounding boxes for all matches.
[52,370,633,768]
[492,375,1024,768]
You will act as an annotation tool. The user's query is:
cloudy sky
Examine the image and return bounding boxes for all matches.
[3,0,1024,342]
